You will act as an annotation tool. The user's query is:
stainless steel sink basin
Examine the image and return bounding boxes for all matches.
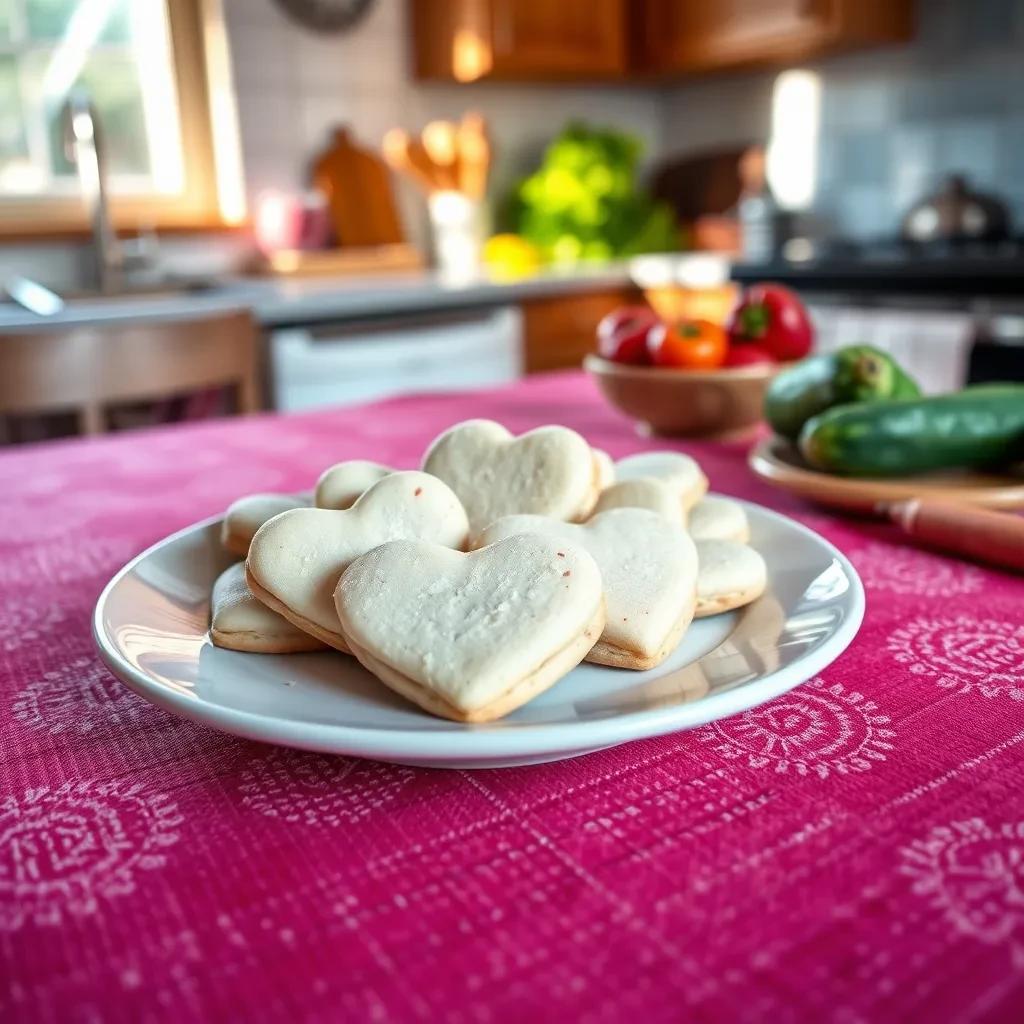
[66,278,225,302]
[1,274,257,322]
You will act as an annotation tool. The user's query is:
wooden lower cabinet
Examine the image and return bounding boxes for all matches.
[520,288,640,374]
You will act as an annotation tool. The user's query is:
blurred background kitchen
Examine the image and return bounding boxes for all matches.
[1,0,1022,442]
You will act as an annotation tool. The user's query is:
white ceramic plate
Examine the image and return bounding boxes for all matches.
[93,500,864,768]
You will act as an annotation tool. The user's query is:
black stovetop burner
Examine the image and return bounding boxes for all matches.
[815,235,1024,263]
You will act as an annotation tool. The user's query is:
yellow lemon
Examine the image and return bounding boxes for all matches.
[483,234,542,279]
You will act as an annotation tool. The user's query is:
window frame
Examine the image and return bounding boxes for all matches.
[0,0,245,237]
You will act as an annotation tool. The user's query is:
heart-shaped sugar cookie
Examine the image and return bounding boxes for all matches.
[315,460,393,510]
[688,496,749,543]
[592,478,686,527]
[335,534,605,722]
[246,471,469,652]
[614,452,708,510]
[695,539,767,617]
[422,419,598,536]
[477,508,698,670]
[210,563,326,654]
[593,448,614,489]
[221,493,308,557]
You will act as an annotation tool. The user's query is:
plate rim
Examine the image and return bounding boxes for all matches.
[93,501,866,763]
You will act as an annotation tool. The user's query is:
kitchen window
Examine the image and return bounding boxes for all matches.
[0,0,244,234]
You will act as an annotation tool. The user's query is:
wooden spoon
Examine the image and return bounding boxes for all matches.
[382,128,438,194]
[455,111,491,201]
[421,120,460,192]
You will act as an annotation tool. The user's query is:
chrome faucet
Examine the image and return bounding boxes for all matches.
[61,90,123,294]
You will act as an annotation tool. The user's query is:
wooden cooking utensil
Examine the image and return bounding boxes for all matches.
[383,114,491,201]
[381,128,438,194]
[885,499,1024,573]
[421,120,460,191]
[455,111,491,201]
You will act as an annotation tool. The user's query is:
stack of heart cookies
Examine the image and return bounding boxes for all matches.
[209,420,767,723]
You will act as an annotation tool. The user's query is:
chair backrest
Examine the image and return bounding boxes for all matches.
[0,309,262,434]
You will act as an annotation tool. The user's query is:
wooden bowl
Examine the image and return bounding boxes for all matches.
[584,354,778,438]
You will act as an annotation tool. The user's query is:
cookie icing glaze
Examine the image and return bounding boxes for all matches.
[246,471,469,650]
[476,508,698,669]
[695,539,767,617]
[210,563,325,653]
[422,419,598,536]
[315,460,393,510]
[335,534,605,721]
[221,493,308,557]
[688,496,750,544]
[614,451,708,510]
[592,478,686,526]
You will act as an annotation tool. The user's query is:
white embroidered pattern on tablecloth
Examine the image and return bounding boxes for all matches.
[0,595,66,653]
[238,750,416,826]
[698,678,895,778]
[902,818,1024,966]
[0,781,181,932]
[0,536,140,587]
[12,657,149,735]
[852,542,983,596]
[888,615,1024,698]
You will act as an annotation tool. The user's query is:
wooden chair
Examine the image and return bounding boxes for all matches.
[0,309,262,438]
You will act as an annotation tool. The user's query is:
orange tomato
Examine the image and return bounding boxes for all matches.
[646,319,728,370]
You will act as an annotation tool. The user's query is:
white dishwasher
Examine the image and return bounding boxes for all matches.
[269,305,523,412]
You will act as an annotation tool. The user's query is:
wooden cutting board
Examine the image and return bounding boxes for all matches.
[312,127,405,248]
[262,244,423,277]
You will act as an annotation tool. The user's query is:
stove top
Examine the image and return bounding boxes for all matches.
[816,236,1024,263]
[730,236,1024,298]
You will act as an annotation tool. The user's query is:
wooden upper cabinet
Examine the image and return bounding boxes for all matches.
[633,0,913,75]
[411,0,626,81]
[411,0,912,82]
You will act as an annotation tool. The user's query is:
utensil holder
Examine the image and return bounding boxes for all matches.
[428,191,487,280]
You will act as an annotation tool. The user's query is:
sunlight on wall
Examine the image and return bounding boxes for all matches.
[203,0,247,224]
[766,69,820,210]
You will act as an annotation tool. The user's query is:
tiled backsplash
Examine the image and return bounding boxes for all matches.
[662,0,1024,240]
[231,0,1024,245]
[222,0,666,248]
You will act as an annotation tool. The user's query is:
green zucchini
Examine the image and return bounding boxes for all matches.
[765,345,920,441]
[799,385,1024,477]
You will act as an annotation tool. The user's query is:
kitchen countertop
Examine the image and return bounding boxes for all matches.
[5,249,1019,330]
[0,263,639,333]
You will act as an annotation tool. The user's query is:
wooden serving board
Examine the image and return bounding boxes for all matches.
[312,127,405,248]
[263,244,424,277]
[749,436,1024,514]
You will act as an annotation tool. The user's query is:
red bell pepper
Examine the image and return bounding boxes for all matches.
[728,283,814,362]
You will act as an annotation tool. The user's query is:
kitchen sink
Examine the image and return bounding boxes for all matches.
[64,277,227,302]
[1,273,263,321]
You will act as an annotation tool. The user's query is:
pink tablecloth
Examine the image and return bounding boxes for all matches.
[2,371,1023,1023]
